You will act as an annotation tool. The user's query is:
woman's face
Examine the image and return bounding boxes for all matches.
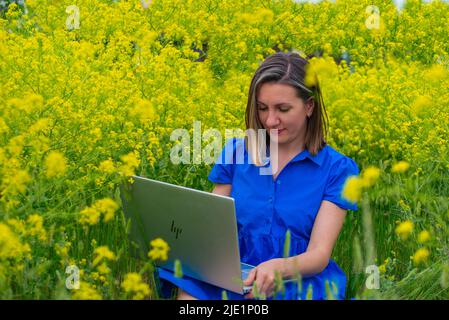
[256,82,314,147]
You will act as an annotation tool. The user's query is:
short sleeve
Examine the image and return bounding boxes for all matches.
[322,156,360,211]
[207,138,240,184]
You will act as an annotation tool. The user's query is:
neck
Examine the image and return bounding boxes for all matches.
[278,142,305,160]
[276,130,307,159]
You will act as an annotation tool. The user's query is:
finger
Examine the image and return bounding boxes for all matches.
[255,277,266,298]
[266,283,276,298]
[260,275,275,298]
[243,268,257,286]
[259,279,270,298]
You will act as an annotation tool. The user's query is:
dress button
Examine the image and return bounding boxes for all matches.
[277,180,281,185]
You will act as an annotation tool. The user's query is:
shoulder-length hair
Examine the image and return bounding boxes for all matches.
[244,51,329,166]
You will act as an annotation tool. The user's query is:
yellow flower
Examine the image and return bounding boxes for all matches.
[79,207,101,225]
[148,238,170,261]
[45,151,68,178]
[99,276,107,284]
[395,220,414,240]
[79,198,119,225]
[341,176,363,203]
[72,281,103,300]
[412,248,430,266]
[257,8,274,24]
[424,64,448,83]
[29,118,51,135]
[0,223,31,260]
[5,218,26,236]
[305,61,319,87]
[1,169,31,196]
[0,148,5,164]
[118,152,140,177]
[91,272,100,281]
[26,214,47,242]
[378,258,390,274]
[93,246,116,267]
[0,117,9,135]
[6,135,25,156]
[55,242,71,261]
[130,99,156,123]
[94,198,119,223]
[304,57,337,87]
[391,161,410,173]
[121,273,151,300]
[96,262,111,275]
[417,230,431,244]
[26,94,44,110]
[398,199,411,212]
[99,159,115,174]
[5,3,20,19]
[26,0,37,7]
[411,96,431,115]
[361,166,380,187]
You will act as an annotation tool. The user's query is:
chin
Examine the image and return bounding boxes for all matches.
[269,135,289,145]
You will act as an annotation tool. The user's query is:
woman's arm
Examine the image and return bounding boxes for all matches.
[283,200,347,279]
[243,199,347,299]
[212,183,232,197]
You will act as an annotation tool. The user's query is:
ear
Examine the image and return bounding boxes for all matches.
[305,97,315,117]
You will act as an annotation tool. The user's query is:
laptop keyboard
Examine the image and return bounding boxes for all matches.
[241,264,254,280]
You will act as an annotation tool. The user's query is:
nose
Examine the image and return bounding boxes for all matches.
[265,110,280,128]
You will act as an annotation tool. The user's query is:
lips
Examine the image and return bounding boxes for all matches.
[272,128,285,135]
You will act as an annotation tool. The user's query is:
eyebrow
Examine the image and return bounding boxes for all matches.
[256,102,291,107]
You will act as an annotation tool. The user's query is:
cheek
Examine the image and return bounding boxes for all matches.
[284,113,305,129]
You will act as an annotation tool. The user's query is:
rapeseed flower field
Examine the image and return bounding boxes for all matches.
[0,0,448,299]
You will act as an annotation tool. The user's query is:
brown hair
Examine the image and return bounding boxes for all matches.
[244,51,329,165]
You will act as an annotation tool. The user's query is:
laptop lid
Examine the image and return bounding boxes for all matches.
[120,175,247,294]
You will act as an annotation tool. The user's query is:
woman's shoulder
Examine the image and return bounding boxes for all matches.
[223,136,245,145]
[217,137,247,165]
[222,137,247,155]
[319,144,360,211]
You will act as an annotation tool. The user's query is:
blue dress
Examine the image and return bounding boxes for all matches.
[156,137,359,300]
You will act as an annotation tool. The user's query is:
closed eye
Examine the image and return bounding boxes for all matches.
[257,103,291,112]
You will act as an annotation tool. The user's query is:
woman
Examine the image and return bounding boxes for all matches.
[157,52,359,300]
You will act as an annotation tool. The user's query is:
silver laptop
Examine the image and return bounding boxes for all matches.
[120,175,254,295]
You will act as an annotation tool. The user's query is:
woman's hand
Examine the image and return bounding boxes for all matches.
[243,258,287,299]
